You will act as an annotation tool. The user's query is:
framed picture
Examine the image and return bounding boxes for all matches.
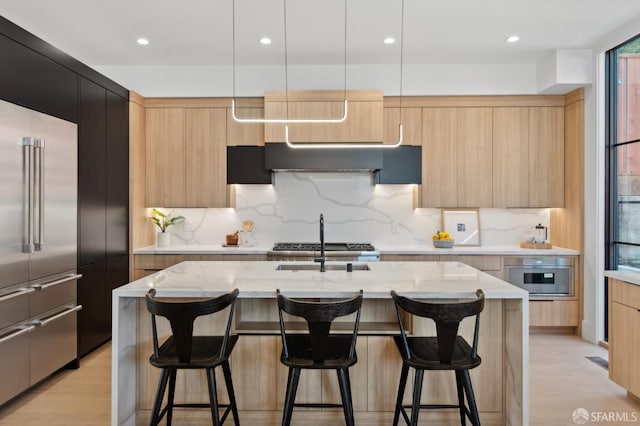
[441,208,481,246]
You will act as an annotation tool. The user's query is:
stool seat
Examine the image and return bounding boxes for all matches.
[391,289,485,426]
[281,334,357,369]
[393,335,481,371]
[151,335,239,369]
[276,289,363,426]
[145,288,240,426]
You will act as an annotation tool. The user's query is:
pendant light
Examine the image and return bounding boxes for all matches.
[285,0,404,149]
[232,0,404,149]
[231,0,347,123]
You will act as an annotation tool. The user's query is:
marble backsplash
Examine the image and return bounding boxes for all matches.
[160,172,550,247]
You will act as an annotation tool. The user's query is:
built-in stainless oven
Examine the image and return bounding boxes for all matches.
[504,257,573,296]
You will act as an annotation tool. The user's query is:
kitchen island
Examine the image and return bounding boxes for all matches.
[112,261,529,425]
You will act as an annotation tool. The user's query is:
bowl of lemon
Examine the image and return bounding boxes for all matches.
[432,231,454,248]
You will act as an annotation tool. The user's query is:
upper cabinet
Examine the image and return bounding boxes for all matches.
[383,107,421,146]
[227,98,264,146]
[264,90,384,144]
[422,107,493,207]
[492,106,564,208]
[146,106,228,208]
[528,107,564,207]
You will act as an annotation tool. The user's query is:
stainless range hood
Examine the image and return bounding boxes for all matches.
[264,143,383,171]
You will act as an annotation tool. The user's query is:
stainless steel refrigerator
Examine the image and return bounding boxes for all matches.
[0,98,81,405]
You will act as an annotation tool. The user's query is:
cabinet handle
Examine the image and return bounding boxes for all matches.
[531,300,554,302]
[33,274,82,291]
[0,325,36,344]
[35,305,82,327]
[22,137,34,253]
[34,138,45,251]
[0,287,35,302]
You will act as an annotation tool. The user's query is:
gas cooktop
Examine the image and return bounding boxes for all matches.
[272,242,375,252]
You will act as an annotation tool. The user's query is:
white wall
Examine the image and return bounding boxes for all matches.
[95,63,537,97]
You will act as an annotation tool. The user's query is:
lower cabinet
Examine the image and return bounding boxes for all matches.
[0,277,80,405]
[529,299,579,327]
[609,278,640,397]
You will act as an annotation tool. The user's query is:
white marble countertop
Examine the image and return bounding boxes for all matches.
[114,260,528,300]
[605,270,640,286]
[133,243,579,256]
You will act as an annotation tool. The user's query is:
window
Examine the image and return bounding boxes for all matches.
[606,35,640,273]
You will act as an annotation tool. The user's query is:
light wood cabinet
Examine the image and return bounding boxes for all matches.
[185,108,227,207]
[529,300,579,327]
[421,108,493,207]
[528,107,564,207]
[492,107,529,207]
[383,107,421,146]
[226,99,264,146]
[264,90,384,144]
[492,106,564,207]
[134,253,269,277]
[609,279,640,398]
[145,107,228,208]
[146,108,186,207]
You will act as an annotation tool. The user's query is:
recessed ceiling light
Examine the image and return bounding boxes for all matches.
[260,37,272,45]
[384,37,395,45]
[506,35,520,43]
[137,38,149,45]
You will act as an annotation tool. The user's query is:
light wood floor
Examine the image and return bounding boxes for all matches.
[0,334,638,425]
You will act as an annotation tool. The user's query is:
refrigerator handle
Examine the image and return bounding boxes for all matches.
[22,137,34,253]
[34,138,45,251]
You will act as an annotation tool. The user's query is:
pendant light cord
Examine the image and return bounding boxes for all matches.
[232,0,236,102]
[283,0,289,120]
[399,0,405,126]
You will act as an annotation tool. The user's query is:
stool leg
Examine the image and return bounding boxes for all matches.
[222,360,240,426]
[393,364,410,426]
[455,370,467,426]
[461,369,480,426]
[337,368,355,426]
[410,369,424,426]
[166,369,177,426]
[206,368,221,426]
[150,369,170,426]
[282,367,300,426]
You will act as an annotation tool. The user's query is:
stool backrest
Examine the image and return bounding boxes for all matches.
[391,290,485,364]
[276,290,363,362]
[145,288,239,363]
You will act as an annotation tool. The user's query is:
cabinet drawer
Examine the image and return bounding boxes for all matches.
[529,299,579,327]
[30,305,80,385]
[0,287,31,330]
[134,254,203,271]
[0,325,32,405]
[380,254,439,262]
[30,274,78,317]
[439,255,502,271]
[610,279,640,309]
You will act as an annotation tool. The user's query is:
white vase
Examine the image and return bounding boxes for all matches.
[157,232,170,248]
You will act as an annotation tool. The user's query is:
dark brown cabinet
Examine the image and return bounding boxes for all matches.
[0,18,130,358]
[79,77,107,266]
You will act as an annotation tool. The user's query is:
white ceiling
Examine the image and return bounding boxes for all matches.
[2,0,640,95]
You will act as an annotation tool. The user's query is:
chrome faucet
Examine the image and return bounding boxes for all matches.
[314,214,326,272]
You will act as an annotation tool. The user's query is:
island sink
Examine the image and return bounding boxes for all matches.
[276,264,370,271]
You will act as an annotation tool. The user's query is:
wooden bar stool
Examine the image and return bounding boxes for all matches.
[276,289,363,426]
[390,289,485,426]
[145,288,241,426]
